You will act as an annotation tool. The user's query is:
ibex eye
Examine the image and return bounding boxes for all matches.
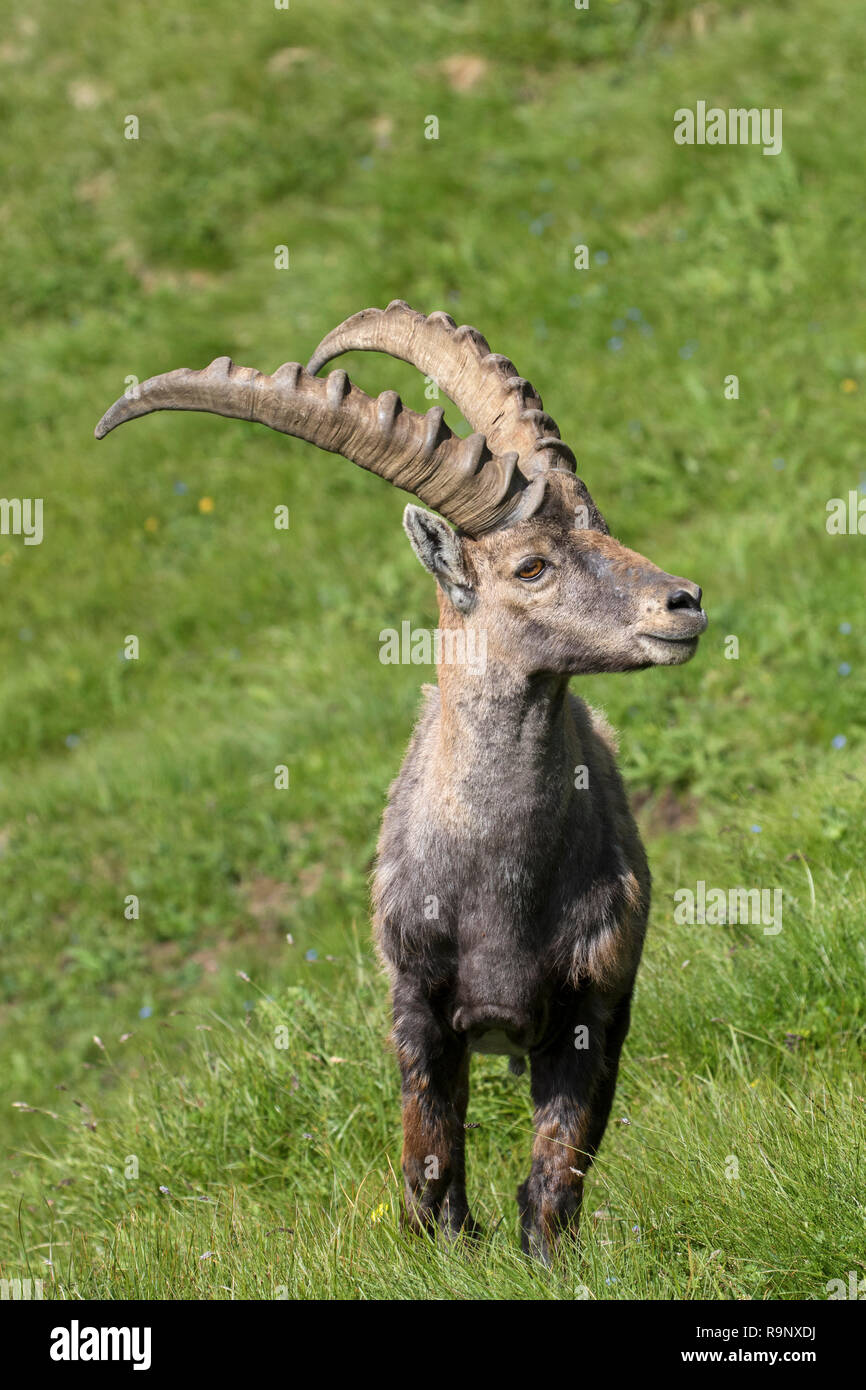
[516,558,546,580]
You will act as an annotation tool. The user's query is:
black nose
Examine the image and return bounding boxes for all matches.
[667,584,702,612]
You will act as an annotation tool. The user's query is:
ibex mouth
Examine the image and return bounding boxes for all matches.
[638,611,707,663]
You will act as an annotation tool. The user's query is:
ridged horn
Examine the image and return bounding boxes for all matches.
[307,300,577,479]
[94,355,548,537]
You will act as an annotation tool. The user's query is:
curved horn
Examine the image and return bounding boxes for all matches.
[94,355,548,537]
[307,300,577,479]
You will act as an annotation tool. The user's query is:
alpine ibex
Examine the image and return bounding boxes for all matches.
[96,301,707,1261]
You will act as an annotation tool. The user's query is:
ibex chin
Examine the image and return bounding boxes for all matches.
[96,300,707,1262]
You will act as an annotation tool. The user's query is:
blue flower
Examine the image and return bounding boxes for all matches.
[838,662,851,676]
[839,622,852,634]
[607,337,624,352]
[529,213,553,236]
[305,949,318,962]
[832,735,847,750]
[593,250,610,265]
[750,824,762,833]
[139,1005,153,1019]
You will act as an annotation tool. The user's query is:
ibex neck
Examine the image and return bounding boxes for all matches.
[436,655,570,754]
[430,654,576,855]
[429,598,578,823]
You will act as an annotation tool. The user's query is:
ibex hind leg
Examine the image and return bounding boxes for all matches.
[392,977,479,1241]
[518,992,618,1265]
[439,1050,483,1243]
[582,988,634,1162]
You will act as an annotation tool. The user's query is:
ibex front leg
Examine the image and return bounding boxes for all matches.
[392,977,473,1238]
[518,993,614,1264]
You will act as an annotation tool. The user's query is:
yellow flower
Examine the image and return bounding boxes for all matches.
[370,1202,388,1224]
[198,496,215,514]
[144,517,159,533]
[841,378,858,394]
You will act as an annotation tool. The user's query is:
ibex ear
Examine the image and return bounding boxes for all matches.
[402,505,476,614]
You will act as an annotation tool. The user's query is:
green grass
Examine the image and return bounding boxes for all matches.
[0,0,863,1298]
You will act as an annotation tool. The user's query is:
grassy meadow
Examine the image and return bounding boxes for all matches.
[0,0,863,1298]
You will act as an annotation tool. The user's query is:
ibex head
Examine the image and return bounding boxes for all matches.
[96,300,706,675]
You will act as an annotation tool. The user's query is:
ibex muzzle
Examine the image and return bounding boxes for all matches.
[96,300,707,1263]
